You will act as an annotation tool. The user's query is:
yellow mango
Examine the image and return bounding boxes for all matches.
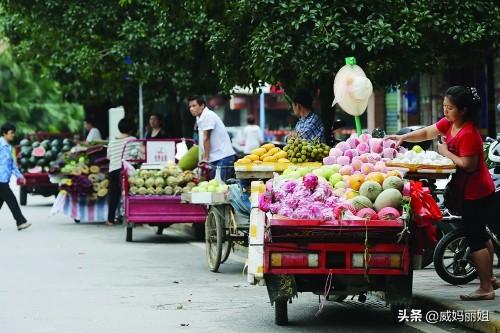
[237,158,251,164]
[263,156,277,162]
[251,148,267,156]
[274,151,287,159]
[278,158,290,163]
[246,154,260,161]
[267,147,280,155]
[253,160,263,164]
[262,143,275,151]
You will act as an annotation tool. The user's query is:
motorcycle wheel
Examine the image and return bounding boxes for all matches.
[433,229,478,285]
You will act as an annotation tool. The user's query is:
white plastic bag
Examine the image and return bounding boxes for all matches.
[175,139,188,160]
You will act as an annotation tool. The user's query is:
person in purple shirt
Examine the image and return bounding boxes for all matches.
[0,123,31,231]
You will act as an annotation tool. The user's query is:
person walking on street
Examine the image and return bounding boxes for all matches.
[288,89,324,142]
[386,86,499,300]
[84,117,103,142]
[106,118,136,226]
[0,123,31,231]
[188,95,236,181]
[144,113,167,139]
[242,115,262,155]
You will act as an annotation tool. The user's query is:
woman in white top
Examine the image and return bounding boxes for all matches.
[106,118,136,225]
[84,117,103,142]
[242,115,262,154]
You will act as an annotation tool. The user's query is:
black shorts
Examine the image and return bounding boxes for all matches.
[462,192,500,252]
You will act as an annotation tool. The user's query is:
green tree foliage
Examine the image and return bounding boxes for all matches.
[0,0,221,105]
[0,49,83,134]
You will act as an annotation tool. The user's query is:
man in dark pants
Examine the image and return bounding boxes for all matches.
[0,123,31,230]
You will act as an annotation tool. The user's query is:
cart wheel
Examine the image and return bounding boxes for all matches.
[221,239,232,264]
[274,298,288,325]
[205,209,223,272]
[126,225,133,242]
[19,187,27,206]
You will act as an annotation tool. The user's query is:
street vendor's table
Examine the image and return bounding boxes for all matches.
[50,191,108,223]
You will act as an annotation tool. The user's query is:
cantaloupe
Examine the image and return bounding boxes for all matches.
[179,145,199,171]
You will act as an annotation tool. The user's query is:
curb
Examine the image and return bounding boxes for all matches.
[412,294,500,333]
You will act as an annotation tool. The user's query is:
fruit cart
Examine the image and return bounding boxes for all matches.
[122,139,207,242]
[263,216,413,325]
[16,133,74,205]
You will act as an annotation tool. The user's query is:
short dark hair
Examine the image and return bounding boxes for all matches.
[292,89,313,110]
[188,95,206,107]
[1,122,16,135]
[445,86,481,123]
[118,118,135,134]
[247,115,256,125]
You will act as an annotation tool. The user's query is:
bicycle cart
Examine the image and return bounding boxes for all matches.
[122,139,207,242]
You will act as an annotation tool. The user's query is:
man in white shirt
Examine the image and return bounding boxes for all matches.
[84,117,103,142]
[188,95,235,181]
[242,115,262,154]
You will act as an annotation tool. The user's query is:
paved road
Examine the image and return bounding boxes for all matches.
[0,191,476,333]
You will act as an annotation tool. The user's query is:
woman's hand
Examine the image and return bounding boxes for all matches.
[437,141,449,157]
[384,134,404,148]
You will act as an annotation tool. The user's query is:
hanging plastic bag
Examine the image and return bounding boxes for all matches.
[409,180,442,226]
[175,139,189,161]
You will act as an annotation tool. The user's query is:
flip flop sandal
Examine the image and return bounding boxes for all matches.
[460,291,495,301]
[492,279,500,290]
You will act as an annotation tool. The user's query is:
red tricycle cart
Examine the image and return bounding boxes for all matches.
[122,139,207,242]
[263,216,413,325]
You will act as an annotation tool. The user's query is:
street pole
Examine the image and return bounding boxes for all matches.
[259,92,265,141]
[139,82,144,138]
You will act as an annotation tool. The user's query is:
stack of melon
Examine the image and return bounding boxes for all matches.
[236,143,289,164]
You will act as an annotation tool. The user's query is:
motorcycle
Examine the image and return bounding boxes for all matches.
[432,136,500,285]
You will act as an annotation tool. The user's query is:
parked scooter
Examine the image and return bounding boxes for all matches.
[432,137,500,285]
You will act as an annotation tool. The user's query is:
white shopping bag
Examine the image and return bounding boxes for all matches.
[175,140,188,160]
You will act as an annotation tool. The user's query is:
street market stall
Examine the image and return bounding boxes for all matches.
[122,139,207,242]
[50,143,110,223]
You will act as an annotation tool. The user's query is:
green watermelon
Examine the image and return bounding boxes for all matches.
[20,139,30,147]
[31,141,40,148]
[372,128,386,139]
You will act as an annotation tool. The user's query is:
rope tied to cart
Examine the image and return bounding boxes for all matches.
[315,269,334,317]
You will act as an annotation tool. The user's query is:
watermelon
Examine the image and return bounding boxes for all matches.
[20,139,30,147]
[36,158,46,166]
[28,156,37,166]
[371,128,386,139]
[44,151,54,161]
[31,141,40,148]
[32,146,46,157]
[51,139,61,148]
[19,158,29,167]
[41,140,51,149]
[62,138,72,146]
[62,145,71,152]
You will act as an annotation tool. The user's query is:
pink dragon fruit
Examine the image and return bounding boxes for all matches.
[329,147,344,157]
[284,196,300,209]
[273,189,286,201]
[269,202,282,214]
[335,142,351,152]
[356,208,378,220]
[258,193,272,212]
[359,133,372,143]
[292,207,312,219]
[323,156,337,165]
[383,148,398,159]
[282,180,298,193]
[346,137,360,149]
[278,206,294,217]
[383,139,397,149]
[356,142,370,154]
[337,155,351,165]
[344,149,359,160]
[303,174,319,190]
[308,202,325,219]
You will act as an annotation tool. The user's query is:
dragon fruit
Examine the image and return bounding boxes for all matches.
[383,148,398,159]
[383,139,397,149]
[282,180,298,193]
[292,207,312,219]
[346,137,360,149]
[359,133,372,143]
[357,142,370,154]
[278,206,294,217]
[303,174,319,190]
[283,196,300,210]
[258,193,272,212]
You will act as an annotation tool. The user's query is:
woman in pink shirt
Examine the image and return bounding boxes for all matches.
[387,86,498,300]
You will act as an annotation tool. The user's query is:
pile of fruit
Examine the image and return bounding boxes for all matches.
[60,165,108,200]
[17,138,74,174]
[389,145,454,167]
[260,171,408,222]
[190,179,228,193]
[283,138,330,163]
[236,143,289,164]
[127,162,198,196]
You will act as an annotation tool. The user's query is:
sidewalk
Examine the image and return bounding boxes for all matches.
[412,267,500,333]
